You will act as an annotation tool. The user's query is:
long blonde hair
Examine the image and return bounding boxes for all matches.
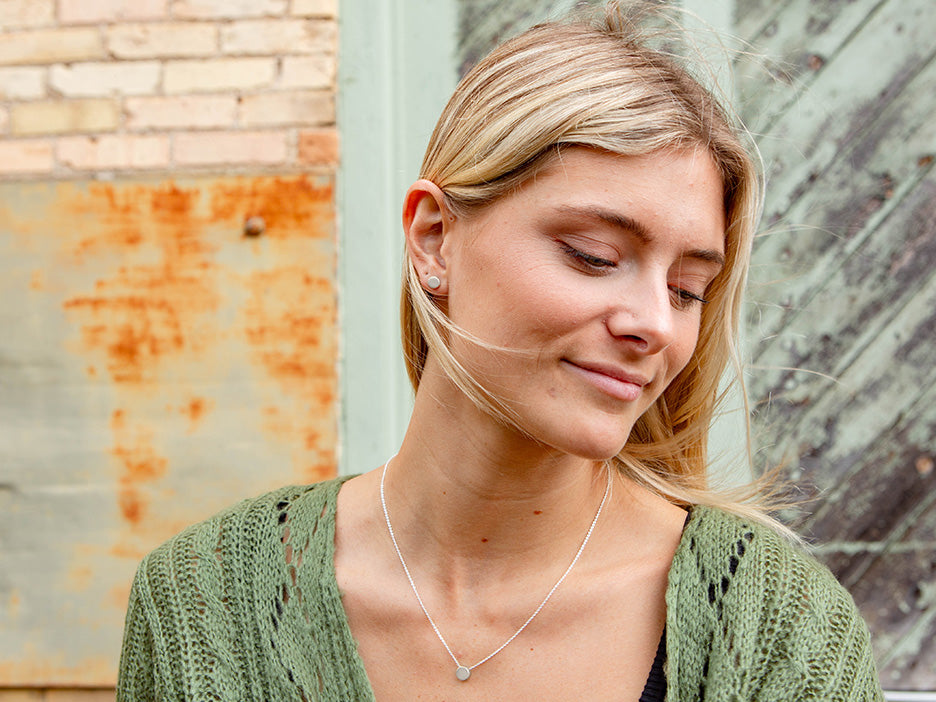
[401,3,776,522]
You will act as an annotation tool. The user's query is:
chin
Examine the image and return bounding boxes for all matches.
[543,426,632,462]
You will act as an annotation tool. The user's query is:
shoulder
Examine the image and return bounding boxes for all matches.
[130,477,351,614]
[666,505,883,701]
[137,476,350,582]
[674,505,850,614]
[120,476,357,700]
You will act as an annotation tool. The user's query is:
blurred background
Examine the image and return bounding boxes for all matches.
[0,0,932,698]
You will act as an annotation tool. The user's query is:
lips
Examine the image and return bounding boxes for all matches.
[563,360,649,402]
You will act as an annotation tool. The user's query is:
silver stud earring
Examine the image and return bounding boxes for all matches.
[426,275,441,290]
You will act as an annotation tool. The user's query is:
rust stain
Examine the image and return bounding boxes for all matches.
[66,565,94,592]
[54,174,336,555]
[62,182,220,385]
[243,267,332,386]
[301,462,334,483]
[109,409,167,527]
[242,264,337,478]
[7,590,21,620]
[208,176,334,237]
[178,396,213,433]
[29,269,44,291]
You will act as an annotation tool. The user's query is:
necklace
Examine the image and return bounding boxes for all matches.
[379,457,612,682]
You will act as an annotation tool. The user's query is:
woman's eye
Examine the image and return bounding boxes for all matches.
[560,242,615,271]
[669,286,709,310]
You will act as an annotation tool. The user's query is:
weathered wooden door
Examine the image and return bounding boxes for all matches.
[736,0,936,690]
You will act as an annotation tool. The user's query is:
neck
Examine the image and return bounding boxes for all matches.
[383,369,614,581]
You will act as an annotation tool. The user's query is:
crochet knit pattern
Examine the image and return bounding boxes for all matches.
[117,477,884,701]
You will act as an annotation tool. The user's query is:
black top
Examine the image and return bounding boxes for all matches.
[639,628,667,702]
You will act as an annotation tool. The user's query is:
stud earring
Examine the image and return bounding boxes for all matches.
[426,275,441,290]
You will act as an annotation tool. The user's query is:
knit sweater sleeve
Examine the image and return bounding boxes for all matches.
[666,506,884,702]
[116,500,262,702]
[116,479,374,702]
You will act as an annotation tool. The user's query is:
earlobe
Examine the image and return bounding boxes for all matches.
[403,179,451,295]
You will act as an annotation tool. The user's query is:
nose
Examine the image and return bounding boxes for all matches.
[605,276,675,354]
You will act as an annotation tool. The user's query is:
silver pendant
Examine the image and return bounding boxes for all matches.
[455,665,471,681]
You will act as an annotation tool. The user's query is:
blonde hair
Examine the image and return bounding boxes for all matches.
[401,3,780,524]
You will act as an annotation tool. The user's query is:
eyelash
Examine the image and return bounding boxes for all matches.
[559,242,710,308]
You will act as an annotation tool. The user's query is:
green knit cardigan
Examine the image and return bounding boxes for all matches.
[117,477,884,701]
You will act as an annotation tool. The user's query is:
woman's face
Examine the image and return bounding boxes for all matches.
[438,147,726,459]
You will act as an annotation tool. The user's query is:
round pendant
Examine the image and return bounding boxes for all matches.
[455,665,471,681]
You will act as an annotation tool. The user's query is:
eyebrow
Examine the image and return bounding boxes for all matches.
[554,204,726,269]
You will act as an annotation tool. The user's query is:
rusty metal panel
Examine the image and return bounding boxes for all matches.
[0,175,337,686]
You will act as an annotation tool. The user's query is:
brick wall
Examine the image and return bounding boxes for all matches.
[0,0,338,178]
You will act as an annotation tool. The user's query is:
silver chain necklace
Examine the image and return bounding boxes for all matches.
[379,457,612,682]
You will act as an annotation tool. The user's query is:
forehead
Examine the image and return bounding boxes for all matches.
[475,146,727,254]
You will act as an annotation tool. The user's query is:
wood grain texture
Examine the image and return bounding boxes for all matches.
[737,0,935,690]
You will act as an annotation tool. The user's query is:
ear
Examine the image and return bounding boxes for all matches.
[403,179,452,295]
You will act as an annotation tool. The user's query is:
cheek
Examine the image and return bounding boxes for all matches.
[667,320,703,381]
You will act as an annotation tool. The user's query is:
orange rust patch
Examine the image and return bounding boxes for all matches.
[109,409,167,528]
[67,565,94,592]
[7,590,21,619]
[208,176,334,237]
[179,396,212,433]
[243,267,334,388]
[55,175,337,542]
[301,462,334,483]
[62,182,220,385]
[118,489,144,524]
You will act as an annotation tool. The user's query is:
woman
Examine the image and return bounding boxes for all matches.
[117,4,884,700]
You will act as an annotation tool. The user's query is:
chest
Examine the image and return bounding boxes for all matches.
[339,564,670,702]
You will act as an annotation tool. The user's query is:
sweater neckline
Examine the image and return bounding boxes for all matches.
[311,475,710,700]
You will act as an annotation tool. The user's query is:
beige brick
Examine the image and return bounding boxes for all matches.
[0,28,104,66]
[240,90,333,127]
[59,0,167,23]
[50,61,160,97]
[11,99,119,135]
[0,691,43,701]
[107,22,217,59]
[163,57,275,93]
[171,0,286,20]
[126,94,237,129]
[174,130,287,165]
[279,54,333,89]
[290,0,336,17]
[0,67,45,99]
[58,134,170,170]
[0,0,55,29]
[44,690,117,702]
[0,138,54,173]
[297,127,337,165]
[220,19,335,55]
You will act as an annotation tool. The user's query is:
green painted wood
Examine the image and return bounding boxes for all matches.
[737,0,936,689]
[337,0,458,475]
